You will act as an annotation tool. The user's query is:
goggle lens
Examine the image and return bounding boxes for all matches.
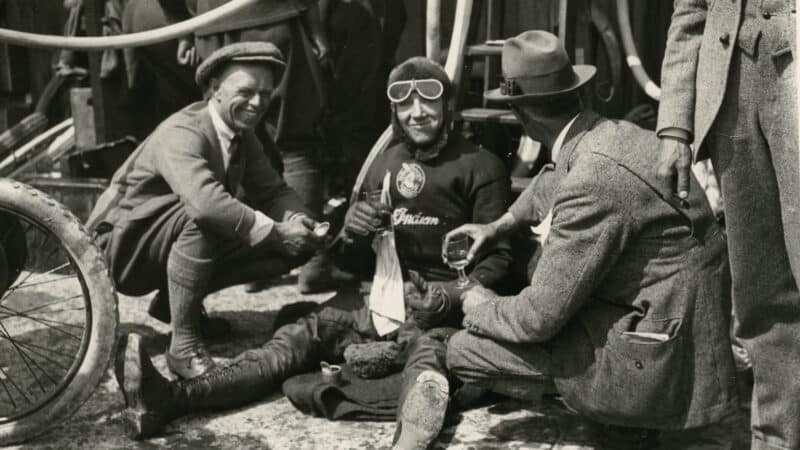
[387,79,444,103]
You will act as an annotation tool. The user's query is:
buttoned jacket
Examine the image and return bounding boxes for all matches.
[87,101,307,240]
[656,0,740,160]
[464,111,738,429]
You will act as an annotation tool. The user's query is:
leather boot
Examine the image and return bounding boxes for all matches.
[167,319,321,419]
[393,370,450,450]
[115,333,182,440]
[120,318,321,439]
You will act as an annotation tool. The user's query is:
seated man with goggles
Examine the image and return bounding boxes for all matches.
[114,56,513,449]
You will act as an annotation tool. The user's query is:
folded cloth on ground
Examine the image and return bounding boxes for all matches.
[282,364,401,421]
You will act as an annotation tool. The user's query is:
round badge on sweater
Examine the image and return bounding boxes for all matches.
[396,162,426,199]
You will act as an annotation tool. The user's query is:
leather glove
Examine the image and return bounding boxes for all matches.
[342,200,390,243]
[404,270,468,329]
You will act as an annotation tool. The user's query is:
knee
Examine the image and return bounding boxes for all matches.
[445,330,475,379]
[406,332,447,363]
[173,218,226,260]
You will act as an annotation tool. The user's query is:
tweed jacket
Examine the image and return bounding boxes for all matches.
[464,111,737,429]
[656,0,743,160]
[86,101,308,241]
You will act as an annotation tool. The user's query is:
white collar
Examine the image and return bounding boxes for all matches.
[551,113,580,162]
[208,100,237,147]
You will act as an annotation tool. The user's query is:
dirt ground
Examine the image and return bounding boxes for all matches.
[6,274,752,450]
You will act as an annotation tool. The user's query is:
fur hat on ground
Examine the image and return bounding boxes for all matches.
[195,41,285,88]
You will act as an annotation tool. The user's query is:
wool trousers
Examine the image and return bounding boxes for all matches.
[704,8,800,450]
[446,330,739,449]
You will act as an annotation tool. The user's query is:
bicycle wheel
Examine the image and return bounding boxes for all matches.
[0,179,118,445]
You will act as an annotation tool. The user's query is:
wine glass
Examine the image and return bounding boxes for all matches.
[442,234,472,288]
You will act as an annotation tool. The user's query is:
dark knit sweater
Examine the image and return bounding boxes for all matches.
[354,133,512,288]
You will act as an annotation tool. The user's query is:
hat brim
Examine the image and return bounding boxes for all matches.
[484,65,597,102]
[196,56,286,87]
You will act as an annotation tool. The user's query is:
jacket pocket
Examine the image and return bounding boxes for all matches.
[585,317,689,420]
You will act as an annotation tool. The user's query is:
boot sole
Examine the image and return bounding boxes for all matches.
[395,371,449,450]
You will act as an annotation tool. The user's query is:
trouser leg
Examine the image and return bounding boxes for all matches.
[168,286,375,413]
[707,23,800,449]
[446,330,555,401]
[397,327,459,415]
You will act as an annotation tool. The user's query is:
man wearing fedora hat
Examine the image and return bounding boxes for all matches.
[444,30,739,445]
[87,42,325,380]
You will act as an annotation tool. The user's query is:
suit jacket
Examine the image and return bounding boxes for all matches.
[87,101,308,241]
[464,111,737,429]
[657,0,743,160]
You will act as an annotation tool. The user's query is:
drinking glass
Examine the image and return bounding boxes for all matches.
[362,189,391,235]
[442,234,472,288]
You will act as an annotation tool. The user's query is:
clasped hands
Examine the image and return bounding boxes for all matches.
[268,214,327,257]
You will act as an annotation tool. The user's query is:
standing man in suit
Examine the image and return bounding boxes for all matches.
[656,1,798,448]
[443,31,739,447]
[87,42,324,380]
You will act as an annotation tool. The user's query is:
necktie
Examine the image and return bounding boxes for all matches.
[226,135,241,191]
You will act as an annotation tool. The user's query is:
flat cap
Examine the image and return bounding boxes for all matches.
[195,41,286,87]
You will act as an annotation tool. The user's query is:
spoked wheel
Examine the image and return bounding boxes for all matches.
[0,179,117,445]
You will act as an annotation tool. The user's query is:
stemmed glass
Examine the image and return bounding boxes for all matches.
[442,234,472,288]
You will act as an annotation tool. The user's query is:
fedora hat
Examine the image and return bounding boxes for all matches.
[195,42,286,88]
[485,30,596,102]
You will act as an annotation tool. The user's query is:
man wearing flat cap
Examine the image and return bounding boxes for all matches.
[87,42,324,380]
[444,30,740,446]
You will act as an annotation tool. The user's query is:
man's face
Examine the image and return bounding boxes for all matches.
[510,103,547,142]
[395,94,444,146]
[211,63,275,131]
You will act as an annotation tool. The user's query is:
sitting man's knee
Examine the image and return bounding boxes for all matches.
[445,330,475,376]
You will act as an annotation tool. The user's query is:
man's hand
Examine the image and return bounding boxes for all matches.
[403,271,451,329]
[444,223,497,264]
[269,217,324,257]
[656,137,693,201]
[461,284,496,316]
[404,270,443,312]
[342,200,391,242]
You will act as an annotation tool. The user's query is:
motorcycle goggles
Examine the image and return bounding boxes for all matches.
[386,78,444,103]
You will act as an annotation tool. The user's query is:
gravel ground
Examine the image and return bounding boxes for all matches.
[5,275,752,450]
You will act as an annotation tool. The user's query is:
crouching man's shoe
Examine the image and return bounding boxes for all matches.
[115,333,179,440]
[166,346,216,379]
[393,370,450,450]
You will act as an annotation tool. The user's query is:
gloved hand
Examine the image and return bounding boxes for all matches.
[404,270,469,329]
[342,200,391,243]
